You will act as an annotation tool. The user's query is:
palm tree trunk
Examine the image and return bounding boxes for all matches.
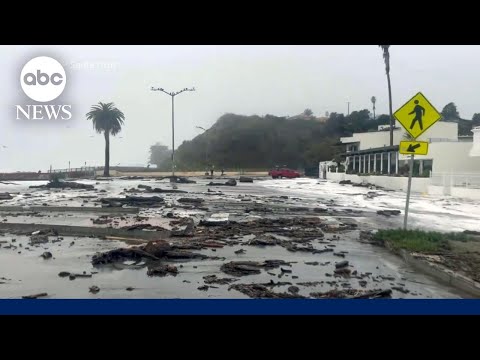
[387,71,393,146]
[104,131,110,177]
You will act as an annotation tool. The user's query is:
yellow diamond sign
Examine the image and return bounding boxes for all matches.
[394,92,442,139]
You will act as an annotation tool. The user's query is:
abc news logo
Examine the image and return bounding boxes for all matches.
[24,70,64,86]
[16,56,72,120]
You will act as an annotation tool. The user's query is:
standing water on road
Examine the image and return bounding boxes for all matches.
[0,178,470,299]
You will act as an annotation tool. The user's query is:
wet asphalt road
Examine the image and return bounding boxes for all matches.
[0,177,471,299]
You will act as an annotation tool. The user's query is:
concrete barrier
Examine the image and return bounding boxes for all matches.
[0,173,49,181]
[327,173,430,193]
[0,206,139,214]
[451,187,480,200]
[427,185,446,196]
[0,222,169,241]
[400,249,480,297]
[384,241,480,297]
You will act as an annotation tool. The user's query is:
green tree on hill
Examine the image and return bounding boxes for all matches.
[159,111,391,171]
[472,113,480,128]
[441,102,460,120]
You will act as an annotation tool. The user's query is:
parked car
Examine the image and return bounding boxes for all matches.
[268,168,301,179]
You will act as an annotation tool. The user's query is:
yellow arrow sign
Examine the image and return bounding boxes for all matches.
[399,140,429,155]
[394,92,442,139]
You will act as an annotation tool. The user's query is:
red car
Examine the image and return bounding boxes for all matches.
[268,168,301,179]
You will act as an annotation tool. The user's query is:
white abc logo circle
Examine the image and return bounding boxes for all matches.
[20,56,66,102]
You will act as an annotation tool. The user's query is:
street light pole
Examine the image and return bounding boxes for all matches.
[151,86,195,180]
[171,95,175,177]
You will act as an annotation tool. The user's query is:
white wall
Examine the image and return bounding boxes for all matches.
[428,142,480,173]
[327,172,347,181]
[428,182,480,199]
[340,129,402,151]
[451,187,480,200]
[326,172,430,193]
[328,172,480,200]
[428,185,448,196]
[95,170,119,176]
[342,122,458,153]
[422,122,458,142]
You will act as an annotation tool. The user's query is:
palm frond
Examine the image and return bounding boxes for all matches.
[86,102,125,135]
[378,45,390,73]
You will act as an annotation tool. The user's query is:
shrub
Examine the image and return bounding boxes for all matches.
[372,229,469,253]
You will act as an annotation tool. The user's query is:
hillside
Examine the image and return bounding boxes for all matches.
[152,101,476,171]
[168,111,389,171]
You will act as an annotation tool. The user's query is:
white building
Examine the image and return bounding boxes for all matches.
[339,121,472,176]
[324,120,480,198]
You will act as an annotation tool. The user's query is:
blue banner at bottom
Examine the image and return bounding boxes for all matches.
[0,299,479,315]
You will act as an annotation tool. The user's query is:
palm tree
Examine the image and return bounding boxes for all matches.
[379,45,393,147]
[86,102,125,177]
[371,96,376,121]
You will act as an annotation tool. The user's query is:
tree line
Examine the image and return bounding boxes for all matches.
[149,110,390,171]
[149,101,477,171]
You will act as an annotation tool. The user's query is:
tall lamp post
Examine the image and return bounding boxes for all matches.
[151,86,195,180]
[195,126,208,169]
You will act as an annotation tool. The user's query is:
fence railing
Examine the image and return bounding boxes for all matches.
[430,172,480,189]
[49,167,97,178]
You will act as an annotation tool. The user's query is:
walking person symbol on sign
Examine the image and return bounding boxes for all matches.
[409,100,425,131]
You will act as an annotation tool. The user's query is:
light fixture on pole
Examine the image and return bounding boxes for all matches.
[151,86,196,181]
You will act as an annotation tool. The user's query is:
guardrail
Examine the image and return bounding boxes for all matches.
[49,167,96,178]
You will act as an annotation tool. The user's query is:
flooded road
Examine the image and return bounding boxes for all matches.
[0,177,472,299]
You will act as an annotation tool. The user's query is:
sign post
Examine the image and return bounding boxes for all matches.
[403,154,414,229]
[394,92,442,229]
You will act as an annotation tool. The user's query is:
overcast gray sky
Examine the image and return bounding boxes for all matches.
[0,45,478,172]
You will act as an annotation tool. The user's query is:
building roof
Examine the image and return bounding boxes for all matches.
[337,140,359,145]
[339,145,399,157]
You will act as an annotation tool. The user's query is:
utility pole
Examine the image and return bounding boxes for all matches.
[347,102,350,116]
[151,87,195,181]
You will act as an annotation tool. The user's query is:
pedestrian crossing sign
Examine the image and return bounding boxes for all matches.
[393,92,442,139]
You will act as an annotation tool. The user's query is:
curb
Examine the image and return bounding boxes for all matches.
[385,241,480,297]
[0,206,139,214]
[0,222,169,241]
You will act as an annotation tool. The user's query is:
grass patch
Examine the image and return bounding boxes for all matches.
[373,229,470,253]
[447,232,472,242]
